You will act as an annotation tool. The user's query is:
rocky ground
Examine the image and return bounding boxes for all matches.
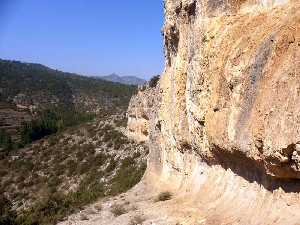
[59,180,184,225]
[58,163,300,225]
[0,113,148,225]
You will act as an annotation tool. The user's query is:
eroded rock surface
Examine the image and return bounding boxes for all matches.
[159,0,300,181]
[128,0,300,224]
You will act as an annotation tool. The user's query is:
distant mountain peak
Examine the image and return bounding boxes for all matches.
[100,73,146,86]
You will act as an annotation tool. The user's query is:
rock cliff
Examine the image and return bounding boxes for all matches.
[128,0,300,224]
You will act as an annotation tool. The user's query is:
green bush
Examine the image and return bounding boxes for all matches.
[109,158,146,195]
[0,129,13,155]
[111,204,127,217]
[102,126,128,149]
[0,196,18,225]
[149,75,160,88]
[19,108,95,146]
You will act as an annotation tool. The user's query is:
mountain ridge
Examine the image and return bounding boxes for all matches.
[0,58,137,144]
[99,73,146,85]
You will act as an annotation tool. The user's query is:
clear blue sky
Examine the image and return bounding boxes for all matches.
[0,0,164,80]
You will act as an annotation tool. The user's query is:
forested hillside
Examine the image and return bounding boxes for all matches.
[0,59,137,152]
[0,59,147,225]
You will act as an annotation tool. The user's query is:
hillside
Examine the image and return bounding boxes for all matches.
[0,113,148,225]
[0,59,147,225]
[0,59,136,112]
[0,59,137,146]
[100,73,146,85]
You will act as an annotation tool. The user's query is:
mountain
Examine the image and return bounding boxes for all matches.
[99,73,146,85]
[0,59,147,225]
[0,59,137,143]
[0,60,136,112]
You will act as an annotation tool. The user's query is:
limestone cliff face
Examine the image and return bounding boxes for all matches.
[127,83,160,142]
[128,0,300,223]
[127,82,163,175]
[160,0,300,179]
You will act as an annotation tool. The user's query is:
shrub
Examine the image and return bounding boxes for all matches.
[149,75,160,88]
[0,169,8,177]
[78,162,90,175]
[0,196,17,225]
[133,151,141,159]
[105,158,117,173]
[0,129,13,156]
[111,204,127,217]
[109,160,146,195]
[114,117,128,127]
[94,204,102,211]
[19,108,95,146]
[102,126,127,149]
[66,159,77,176]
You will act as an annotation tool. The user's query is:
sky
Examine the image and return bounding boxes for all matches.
[0,1,164,80]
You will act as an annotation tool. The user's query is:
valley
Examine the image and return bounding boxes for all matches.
[0,60,147,225]
[1,0,300,224]
[0,59,136,150]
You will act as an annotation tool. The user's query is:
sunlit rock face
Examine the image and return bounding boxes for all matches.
[127,82,163,175]
[127,0,300,223]
[160,0,300,180]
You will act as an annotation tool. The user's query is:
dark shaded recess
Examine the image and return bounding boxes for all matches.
[141,113,149,120]
[195,117,205,126]
[228,83,234,91]
[170,26,179,53]
[185,1,196,17]
[264,144,300,179]
[255,139,264,153]
[205,144,300,193]
[156,120,162,131]
[142,130,149,136]
[198,120,205,126]
[165,26,179,66]
[266,144,295,165]
[175,2,182,15]
[180,141,192,152]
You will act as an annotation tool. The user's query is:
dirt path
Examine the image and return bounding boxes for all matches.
[58,181,183,225]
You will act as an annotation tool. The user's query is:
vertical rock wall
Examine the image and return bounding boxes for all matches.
[160,0,300,180]
[127,0,300,224]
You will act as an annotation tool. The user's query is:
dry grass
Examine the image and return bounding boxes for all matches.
[111,204,127,217]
